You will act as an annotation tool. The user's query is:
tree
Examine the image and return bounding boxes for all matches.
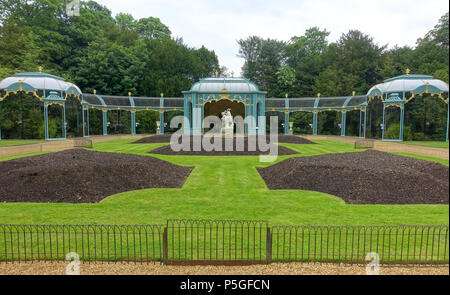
[286,27,329,97]
[136,17,171,40]
[314,30,385,96]
[237,36,287,96]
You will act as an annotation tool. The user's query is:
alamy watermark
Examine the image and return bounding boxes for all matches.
[366,252,380,275]
[66,0,80,17]
[65,252,80,275]
[168,111,280,162]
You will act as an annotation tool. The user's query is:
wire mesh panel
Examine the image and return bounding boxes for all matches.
[165,219,269,265]
[163,98,184,108]
[0,224,164,263]
[346,95,366,107]
[82,94,102,106]
[266,99,285,108]
[289,98,316,108]
[133,97,161,107]
[318,97,348,108]
[272,225,449,264]
[101,95,131,106]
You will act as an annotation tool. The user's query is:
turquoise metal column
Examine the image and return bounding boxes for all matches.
[363,108,367,138]
[81,105,85,138]
[381,93,387,140]
[62,103,66,139]
[312,111,318,136]
[446,99,449,142]
[159,111,164,134]
[159,94,164,135]
[381,106,385,140]
[284,111,289,135]
[341,110,346,136]
[284,98,289,135]
[44,104,49,140]
[102,109,107,136]
[399,104,405,141]
[359,110,362,138]
[399,92,405,141]
[85,107,90,138]
[131,111,136,135]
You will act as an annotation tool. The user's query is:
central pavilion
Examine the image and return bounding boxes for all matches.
[182,77,266,135]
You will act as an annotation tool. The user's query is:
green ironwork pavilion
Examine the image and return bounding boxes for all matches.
[0,70,448,142]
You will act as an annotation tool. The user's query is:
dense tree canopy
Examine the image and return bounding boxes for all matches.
[0,0,219,96]
[0,2,448,140]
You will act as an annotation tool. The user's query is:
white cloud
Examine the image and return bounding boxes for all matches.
[95,0,449,75]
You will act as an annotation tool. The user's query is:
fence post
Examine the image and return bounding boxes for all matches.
[163,227,168,264]
[266,227,272,264]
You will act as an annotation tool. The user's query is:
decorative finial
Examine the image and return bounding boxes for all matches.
[231,71,234,77]
[317,93,321,98]
[352,91,356,96]
[38,66,43,73]
[285,93,288,98]
[160,93,164,98]
[128,92,131,97]
[406,68,411,75]
[215,70,219,77]
[93,89,96,95]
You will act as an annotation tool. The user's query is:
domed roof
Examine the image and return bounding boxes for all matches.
[188,77,263,93]
[367,74,449,97]
[0,72,82,95]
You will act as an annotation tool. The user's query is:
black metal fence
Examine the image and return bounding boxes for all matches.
[0,222,448,265]
[0,224,164,263]
[165,219,269,265]
[272,225,449,265]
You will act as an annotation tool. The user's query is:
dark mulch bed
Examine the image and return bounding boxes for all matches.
[257,150,449,205]
[133,134,315,145]
[0,149,192,204]
[147,136,299,156]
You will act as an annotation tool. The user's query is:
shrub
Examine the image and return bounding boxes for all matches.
[385,123,412,141]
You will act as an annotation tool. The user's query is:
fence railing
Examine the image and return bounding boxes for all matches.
[0,224,164,263]
[165,219,269,265]
[272,225,449,265]
[0,222,448,265]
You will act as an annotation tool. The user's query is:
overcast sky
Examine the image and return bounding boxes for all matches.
[95,0,449,75]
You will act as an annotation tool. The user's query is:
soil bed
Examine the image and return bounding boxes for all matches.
[0,149,192,203]
[133,134,315,145]
[257,150,449,205]
[146,136,299,156]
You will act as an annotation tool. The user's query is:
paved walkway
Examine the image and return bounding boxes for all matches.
[303,135,449,160]
[0,134,147,158]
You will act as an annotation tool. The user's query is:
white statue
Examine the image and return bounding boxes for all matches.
[221,109,234,136]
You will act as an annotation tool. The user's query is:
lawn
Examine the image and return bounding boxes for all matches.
[0,139,43,147]
[403,141,449,149]
[0,139,448,226]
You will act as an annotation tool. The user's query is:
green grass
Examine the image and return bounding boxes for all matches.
[0,139,447,227]
[392,152,449,166]
[0,139,43,147]
[0,151,51,162]
[403,141,449,149]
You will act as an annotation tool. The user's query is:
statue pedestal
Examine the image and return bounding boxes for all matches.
[223,127,233,138]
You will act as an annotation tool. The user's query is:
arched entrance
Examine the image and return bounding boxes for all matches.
[204,100,245,132]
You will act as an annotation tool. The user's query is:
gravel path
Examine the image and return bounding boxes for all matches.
[258,150,449,204]
[0,262,447,275]
[0,149,192,203]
